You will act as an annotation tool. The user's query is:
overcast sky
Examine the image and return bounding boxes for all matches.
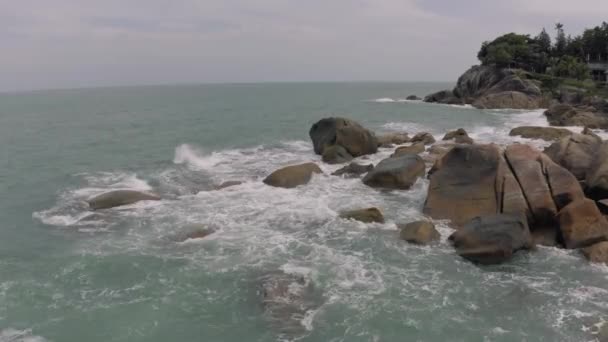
[2,0,608,92]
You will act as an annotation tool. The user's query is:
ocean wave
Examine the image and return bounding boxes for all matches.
[0,329,48,342]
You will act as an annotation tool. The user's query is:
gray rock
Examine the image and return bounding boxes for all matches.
[322,145,353,164]
[406,95,421,101]
[509,126,573,141]
[215,181,243,190]
[309,118,378,157]
[332,163,374,178]
[544,133,602,181]
[545,104,608,129]
[391,143,425,157]
[423,90,462,105]
[449,214,533,265]
[410,132,436,145]
[363,155,425,190]
[87,190,161,210]
[473,91,544,110]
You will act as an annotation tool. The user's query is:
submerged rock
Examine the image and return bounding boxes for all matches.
[423,90,462,105]
[215,180,243,190]
[557,199,608,249]
[322,145,353,164]
[173,227,215,242]
[331,162,374,178]
[340,207,385,223]
[263,163,323,188]
[406,95,421,101]
[509,126,573,141]
[399,221,440,245]
[449,214,533,265]
[582,241,608,265]
[87,190,161,210]
[259,271,318,337]
[309,117,378,157]
[442,128,473,144]
[363,155,425,190]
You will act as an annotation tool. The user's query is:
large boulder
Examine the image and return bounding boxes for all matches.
[363,155,425,190]
[509,126,573,141]
[322,145,353,164]
[453,66,541,100]
[391,143,425,157]
[263,163,323,188]
[581,241,608,264]
[545,104,608,128]
[424,145,502,227]
[472,91,543,110]
[557,199,608,249]
[339,207,385,223]
[406,95,421,101]
[449,214,533,265]
[309,118,378,157]
[585,142,608,200]
[544,133,602,180]
[332,162,373,178]
[539,154,585,210]
[399,221,440,245]
[87,190,161,210]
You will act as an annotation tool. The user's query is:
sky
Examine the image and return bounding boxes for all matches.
[1,0,608,92]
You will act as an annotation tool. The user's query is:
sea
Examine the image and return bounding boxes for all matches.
[0,82,607,342]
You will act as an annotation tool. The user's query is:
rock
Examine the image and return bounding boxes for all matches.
[509,126,573,141]
[453,66,541,101]
[322,145,353,164]
[332,163,374,178]
[377,132,410,147]
[539,154,585,210]
[398,221,440,245]
[582,126,601,140]
[586,142,608,200]
[87,190,161,210]
[309,118,378,157]
[504,145,557,226]
[449,214,532,264]
[557,199,608,249]
[544,133,602,181]
[545,104,608,128]
[259,271,317,337]
[472,91,543,110]
[391,143,425,157]
[215,181,243,190]
[339,207,385,223]
[597,199,608,214]
[426,144,454,162]
[263,163,323,188]
[442,128,473,144]
[599,323,608,342]
[424,90,462,105]
[363,155,425,190]
[424,144,502,227]
[410,132,436,145]
[406,95,421,100]
[582,241,608,264]
[173,227,215,242]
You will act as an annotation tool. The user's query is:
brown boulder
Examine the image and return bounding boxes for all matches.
[399,221,440,245]
[442,128,473,144]
[424,144,501,227]
[544,133,602,181]
[339,207,385,223]
[509,126,573,141]
[363,155,425,190]
[539,154,585,210]
[377,132,410,147]
[586,142,608,200]
[263,163,323,188]
[581,241,608,264]
[87,190,161,210]
[215,181,243,190]
[545,104,608,128]
[391,143,425,157]
[410,132,436,145]
[309,118,378,157]
[472,91,542,110]
[449,214,533,264]
[557,199,608,249]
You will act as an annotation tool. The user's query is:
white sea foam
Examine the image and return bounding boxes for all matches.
[0,329,47,342]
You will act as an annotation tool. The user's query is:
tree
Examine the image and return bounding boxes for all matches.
[551,56,590,80]
[478,33,534,69]
[554,22,567,57]
[535,28,552,53]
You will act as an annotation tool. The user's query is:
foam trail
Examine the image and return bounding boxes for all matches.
[0,329,48,342]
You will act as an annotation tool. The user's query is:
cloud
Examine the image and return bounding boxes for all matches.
[0,0,605,91]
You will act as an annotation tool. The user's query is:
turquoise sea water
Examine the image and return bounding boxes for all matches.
[0,83,607,341]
